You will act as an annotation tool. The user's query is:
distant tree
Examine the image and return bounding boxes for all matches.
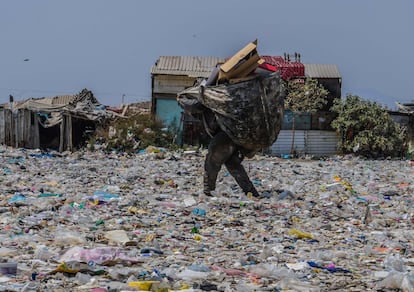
[331,94,407,158]
[285,78,329,155]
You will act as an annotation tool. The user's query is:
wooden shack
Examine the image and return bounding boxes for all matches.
[0,89,118,152]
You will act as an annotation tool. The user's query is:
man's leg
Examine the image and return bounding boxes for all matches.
[225,151,260,197]
[204,132,235,195]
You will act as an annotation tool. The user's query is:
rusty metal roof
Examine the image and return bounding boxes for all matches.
[304,64,341,78]
[151,56,341,79]
[151,56,225,78]
[51,95,76,105]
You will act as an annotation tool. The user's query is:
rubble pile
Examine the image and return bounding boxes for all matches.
[1,145,414,291]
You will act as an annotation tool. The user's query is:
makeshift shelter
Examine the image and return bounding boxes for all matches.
[0,89,120,151]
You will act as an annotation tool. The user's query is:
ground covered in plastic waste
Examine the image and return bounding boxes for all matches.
[1,145,414,291]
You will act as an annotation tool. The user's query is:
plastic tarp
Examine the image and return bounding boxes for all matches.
[178,72,286,150]
[11,90,121,128]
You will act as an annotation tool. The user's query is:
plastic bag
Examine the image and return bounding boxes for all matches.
[376,271,414,291]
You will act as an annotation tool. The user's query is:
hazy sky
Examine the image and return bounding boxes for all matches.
[1,0,413,109]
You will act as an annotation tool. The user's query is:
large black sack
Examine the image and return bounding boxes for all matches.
[178,72,286,151]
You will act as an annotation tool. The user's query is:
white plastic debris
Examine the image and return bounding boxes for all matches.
[0,145,414,290]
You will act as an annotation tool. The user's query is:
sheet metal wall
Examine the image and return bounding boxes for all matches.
[152,75,196,94]
[154,98,182,129]
[282,111,311,130]
[270,130,338,156]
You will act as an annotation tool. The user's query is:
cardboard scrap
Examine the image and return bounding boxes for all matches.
[217,39,264,83]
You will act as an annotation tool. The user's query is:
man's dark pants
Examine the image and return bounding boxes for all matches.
[204,132,259,196]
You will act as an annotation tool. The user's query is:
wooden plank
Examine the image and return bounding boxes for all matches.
[24,110,30,148]
[4,110,11,145]
[22,110,27,147]
[67,114,73,151]
[0,110,4,144]
[13,111,19,148]
[33,112,40,149]
[59,115,65,152]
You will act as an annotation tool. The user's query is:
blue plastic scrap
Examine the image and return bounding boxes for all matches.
[307,261,351,273]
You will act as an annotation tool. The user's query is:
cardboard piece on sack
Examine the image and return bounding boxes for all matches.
[218,39,264,83]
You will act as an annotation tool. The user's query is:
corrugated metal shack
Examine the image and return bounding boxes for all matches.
[151,55,342,156]
[272,63,342,156]
[151,56,225,145]
[0,89,119,152]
